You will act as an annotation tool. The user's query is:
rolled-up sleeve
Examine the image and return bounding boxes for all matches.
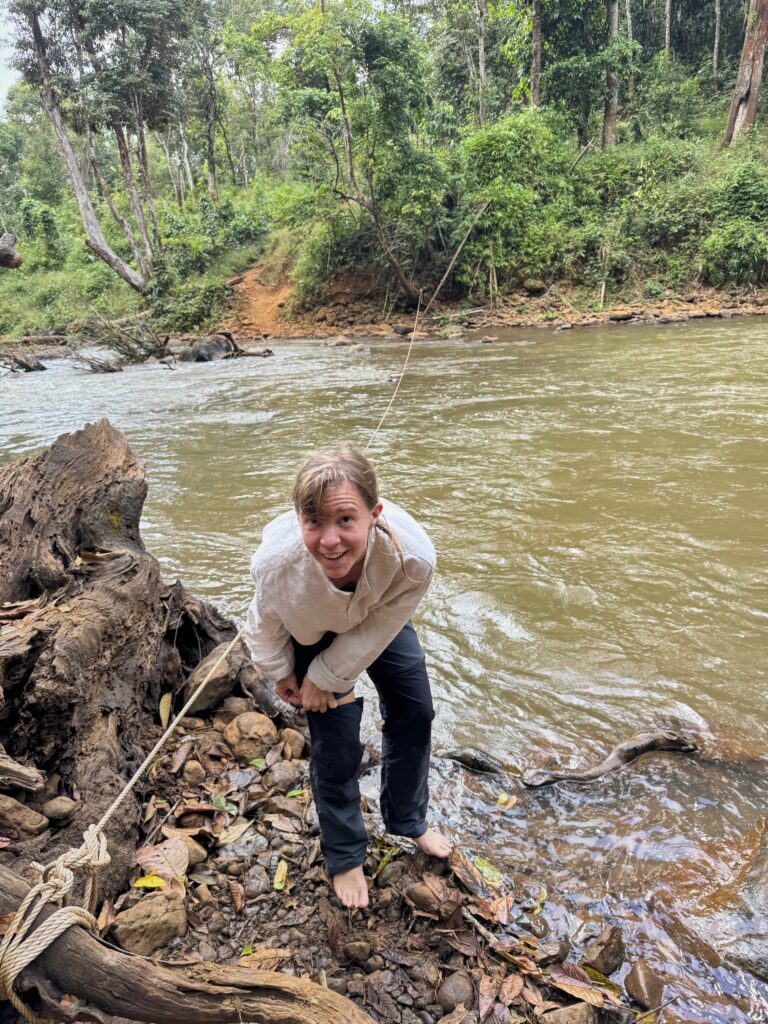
[243,578,295,683]
[307,562,433,692]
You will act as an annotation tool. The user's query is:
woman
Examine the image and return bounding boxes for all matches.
[244,446,451,908]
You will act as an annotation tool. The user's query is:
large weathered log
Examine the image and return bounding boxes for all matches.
[0,743,44,792]
[0,864,373,1024]
[0,233,22,269]
[0,421,239,892]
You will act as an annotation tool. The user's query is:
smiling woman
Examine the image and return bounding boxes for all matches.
[243,445,453,908]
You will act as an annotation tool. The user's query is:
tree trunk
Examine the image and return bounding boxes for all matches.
[88,148,148,279]
[218,113,239,185]
[0,420,240,892]
[531,0,543,106]
[602,0,619,149]
[0,865,373,1024]
[476,0,487,125]
[28,15,145,292]
[132,97,163,253]
[713,0,721,75]
[112,120,155,271]
[625,0,636,97]
[203,59,219,202]
[158,131,185,210]
[0,232,22,268]
[664,0,672,55]
[180,125,196,193]
[722,0,768,146]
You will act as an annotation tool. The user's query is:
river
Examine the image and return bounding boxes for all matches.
[1,318,767,1021]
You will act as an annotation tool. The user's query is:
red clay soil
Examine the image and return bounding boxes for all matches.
[221,265,768,340]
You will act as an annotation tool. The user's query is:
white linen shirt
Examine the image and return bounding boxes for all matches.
[244,499,435,693]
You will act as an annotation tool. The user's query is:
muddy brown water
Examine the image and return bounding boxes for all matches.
[2,318,767,1020]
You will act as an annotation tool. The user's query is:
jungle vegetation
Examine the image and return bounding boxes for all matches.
[2,0,768,334]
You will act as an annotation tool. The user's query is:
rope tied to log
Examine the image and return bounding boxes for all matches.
[0,627,246,1023]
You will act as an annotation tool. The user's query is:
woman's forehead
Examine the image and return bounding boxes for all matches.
[317,482,366,514]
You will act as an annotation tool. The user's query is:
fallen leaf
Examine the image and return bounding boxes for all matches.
[239,947,293,971]
[498,973,524,1005]
[546,962,604,1007]
[436,1004,471,1024]
[285,788,305,798]
[479,974,499,1020]
[248,758,266,768]
[136,836,189,881]
[96,899,116,933]
[273,859,288,891]
[228,879,245,913]
[474,856,503,887]
[212,793,238,815]
[159,692,172,729]
[265,742,284,768]
[133,872,166,889]
[442,929,479,957]
[174,802,218,816]
[0,913,16,937]
[218,817,253,845]
[172,739,194,774]
[496,791,518,810]
[263,813,301,834]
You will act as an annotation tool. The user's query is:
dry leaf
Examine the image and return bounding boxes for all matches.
[436,1004,471,1024]
[479,975,499,1021]
[218,817,253,845]
[442,929,479,957]
[273,859,288,891]
[0,913,16,937]
[239,947,293,971]
[96,899,116,933]
[498,973,524,1005]
[159,692,172,729]
[136,836,189,881]
[174,802,218,816]
[263,813,301,834]
[228,879,245,913]
[171,739,194,774]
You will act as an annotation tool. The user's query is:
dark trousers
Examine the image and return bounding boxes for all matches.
[292,621,434,877]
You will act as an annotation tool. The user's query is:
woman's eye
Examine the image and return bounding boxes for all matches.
[340,516,353,525]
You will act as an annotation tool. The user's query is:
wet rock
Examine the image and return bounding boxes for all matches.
[263,759,301,794]
[112,891,187,955]
[328,977,348,995]
[624,958,665,1009]
[280,728,306,759]
[393,324,413,335]
[244,865,271,897]
[198,939,218,961]
[0,794,48,838]
[436,972,474,1012]
[40,795,78,825]
[365,955,386,972]
[581,923,625,976]
[343,940,372,964]
[541,1005,598,1023]
[223,712,278,762]
[406,881,441,915]
[182,759,207,785]
[608,309,639,321]
[377,860,406,887]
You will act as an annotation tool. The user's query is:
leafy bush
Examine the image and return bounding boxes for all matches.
[721,161,768,221]
[701,219,768,285]
[154,282,233,332]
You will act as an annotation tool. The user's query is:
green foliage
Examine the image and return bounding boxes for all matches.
[154,281,234,332]
[701,220,768,286]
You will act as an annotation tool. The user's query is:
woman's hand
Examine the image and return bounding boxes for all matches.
[300,675,338,713]
[275,672,302,706]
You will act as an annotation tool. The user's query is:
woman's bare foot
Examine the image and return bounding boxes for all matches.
[414,827,452,858]
[332,865,369,908]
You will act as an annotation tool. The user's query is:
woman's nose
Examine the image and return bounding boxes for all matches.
[320,524,340,548]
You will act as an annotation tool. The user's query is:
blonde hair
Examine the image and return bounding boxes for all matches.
[292,445,401,552]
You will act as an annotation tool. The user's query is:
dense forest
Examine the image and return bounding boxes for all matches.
[2,0,768,335]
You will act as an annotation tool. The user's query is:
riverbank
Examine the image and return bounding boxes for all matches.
[220,267,768,340]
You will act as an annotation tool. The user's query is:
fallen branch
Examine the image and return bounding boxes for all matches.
[0,744,45,792]
[0,865,372,1024]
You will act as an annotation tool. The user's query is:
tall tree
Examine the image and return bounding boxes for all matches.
[602,0,619,148]
[713,0,721,76]
[531,0,542,105]
[722,0,768,146]
[664,0,672,55]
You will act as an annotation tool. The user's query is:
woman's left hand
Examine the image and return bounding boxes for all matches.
[300,676,338,713]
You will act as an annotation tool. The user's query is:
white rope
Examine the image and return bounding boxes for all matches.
[0,626,246,1022]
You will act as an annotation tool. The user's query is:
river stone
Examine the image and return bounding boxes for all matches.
[280,727,306,759]
[183,642,238,712]
[182,759,207,785]
[523,278,546,294]
[342,940,372,964]
[580,923,626,975]
[112,890,187,955]
[223,712,278,762]
[0,794,48,838]
[244,865,271,898]
[624,958,665,1009]
[405,881,441,915]
[181,836,208,867]
[542,1005,598,1024]
[377,860,406,887]
[40,795,78,825]
[263,759,301,794]
[436,972,474,1012]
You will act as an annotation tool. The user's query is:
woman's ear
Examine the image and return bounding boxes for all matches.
[370,501,384,525]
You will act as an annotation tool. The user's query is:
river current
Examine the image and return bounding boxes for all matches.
[1,318,766,1021]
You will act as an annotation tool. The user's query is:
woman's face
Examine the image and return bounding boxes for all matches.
[299,482,382,585]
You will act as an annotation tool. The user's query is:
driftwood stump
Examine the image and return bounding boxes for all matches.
[0,420,238,891]
[0,865,373,1024]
